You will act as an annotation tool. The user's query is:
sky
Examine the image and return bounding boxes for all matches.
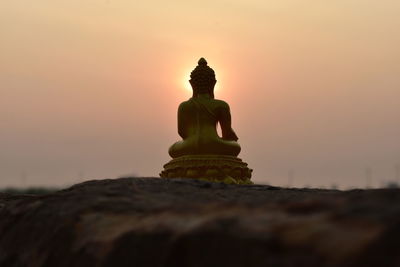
[1,0,399,188]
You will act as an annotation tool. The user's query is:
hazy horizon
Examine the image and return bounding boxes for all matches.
[1,0,399,189]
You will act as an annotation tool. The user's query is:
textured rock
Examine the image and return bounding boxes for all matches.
[0,177,399,267]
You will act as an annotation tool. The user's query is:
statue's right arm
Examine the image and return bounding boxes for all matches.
[177,103,187,139]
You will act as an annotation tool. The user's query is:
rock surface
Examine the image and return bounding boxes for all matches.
[0,177,399,267]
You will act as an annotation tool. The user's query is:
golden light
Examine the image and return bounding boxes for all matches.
[181,74,222,94]
[183,77,192,92]
[177,65,194,96]
[177,58,225,97]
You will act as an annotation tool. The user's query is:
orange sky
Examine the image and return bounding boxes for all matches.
[1,0,400,188]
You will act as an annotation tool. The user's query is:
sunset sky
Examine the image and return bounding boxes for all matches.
[1,0,399,188]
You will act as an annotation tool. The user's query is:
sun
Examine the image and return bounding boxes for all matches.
[178,59,223,95]
[183,78,192,92]
[180,71,222,94]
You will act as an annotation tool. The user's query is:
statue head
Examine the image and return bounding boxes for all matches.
[189,58,217,98]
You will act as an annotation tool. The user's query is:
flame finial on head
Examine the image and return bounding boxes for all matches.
[198,57,207,66]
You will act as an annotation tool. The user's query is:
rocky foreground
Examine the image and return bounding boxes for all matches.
[0,178,399,267]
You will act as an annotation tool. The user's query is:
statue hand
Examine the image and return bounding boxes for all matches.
[223,128,239,141]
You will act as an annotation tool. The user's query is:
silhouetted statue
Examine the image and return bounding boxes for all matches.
[169,58,241,158]
[161,58,252,184]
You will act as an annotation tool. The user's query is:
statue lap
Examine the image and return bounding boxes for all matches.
[169,138,241,158]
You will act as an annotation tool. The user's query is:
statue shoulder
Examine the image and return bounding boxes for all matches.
[178,99,192,111]
[213,99,230,109]
[178,99,191,106]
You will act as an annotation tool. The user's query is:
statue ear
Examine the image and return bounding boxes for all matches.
[189,80,197,97]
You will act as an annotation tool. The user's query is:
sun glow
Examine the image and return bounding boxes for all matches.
[181,76,222,95]
[178,59,224,97]
[183,78,192,92]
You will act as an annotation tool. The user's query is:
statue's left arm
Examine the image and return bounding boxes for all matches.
[219,102,239,141]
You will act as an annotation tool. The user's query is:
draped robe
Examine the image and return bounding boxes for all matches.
[169,95,241,158]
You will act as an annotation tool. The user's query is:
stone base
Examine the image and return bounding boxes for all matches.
[160,155,253,184]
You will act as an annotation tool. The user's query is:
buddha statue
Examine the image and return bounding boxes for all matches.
[160,58,252,184]
[168,58,241,158]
